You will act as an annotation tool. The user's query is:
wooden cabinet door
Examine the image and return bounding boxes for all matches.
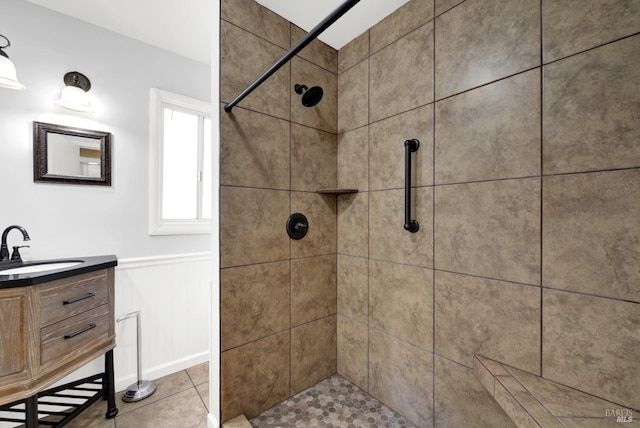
[0,288,29,385]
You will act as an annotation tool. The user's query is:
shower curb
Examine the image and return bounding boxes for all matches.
[223,414,252,428]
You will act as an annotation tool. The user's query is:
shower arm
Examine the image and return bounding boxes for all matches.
[223,0,361,113]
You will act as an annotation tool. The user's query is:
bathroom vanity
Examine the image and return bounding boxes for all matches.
[0,255,118,426]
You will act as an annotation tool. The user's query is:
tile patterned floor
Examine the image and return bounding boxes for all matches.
[250,374,418,428]
[69,362,210,428]
[0,362,210,428]
[3,366,416,428]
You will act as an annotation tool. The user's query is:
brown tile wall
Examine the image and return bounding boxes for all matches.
[219,0,338,421]
[220,0,640,425]
[336,0,640,426]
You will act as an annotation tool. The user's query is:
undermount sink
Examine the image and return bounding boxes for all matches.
[0,261,82,275]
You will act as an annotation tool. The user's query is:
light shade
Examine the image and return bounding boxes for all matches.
[56,72,94,113]
[0,51,26,90]
[56,85,94,113]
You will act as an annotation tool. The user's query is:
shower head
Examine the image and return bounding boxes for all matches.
[295,84,323,107]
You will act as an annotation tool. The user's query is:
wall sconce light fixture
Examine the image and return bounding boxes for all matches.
[0,34,26,90]
[56,71,94,113]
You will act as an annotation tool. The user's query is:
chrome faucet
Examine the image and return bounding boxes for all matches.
[1,225,30,262]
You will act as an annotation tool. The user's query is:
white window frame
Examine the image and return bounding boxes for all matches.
[149,88,212,235]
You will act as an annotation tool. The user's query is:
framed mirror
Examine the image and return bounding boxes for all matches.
[33,122,112,186]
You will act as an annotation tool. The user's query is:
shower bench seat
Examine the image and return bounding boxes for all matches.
[474,355,633,427]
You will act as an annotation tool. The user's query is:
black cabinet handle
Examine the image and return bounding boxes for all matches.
[63,292,96,305]
[404,139,420,233]
[64,323,96,339]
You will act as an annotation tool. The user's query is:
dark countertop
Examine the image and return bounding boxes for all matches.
[0,255,118,289]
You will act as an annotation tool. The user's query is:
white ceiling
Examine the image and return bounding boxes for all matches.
[24,0,215,64]
[255,0,409,50]
[23,0,408,64]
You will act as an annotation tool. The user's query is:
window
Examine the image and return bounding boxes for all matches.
[149,88,212,235]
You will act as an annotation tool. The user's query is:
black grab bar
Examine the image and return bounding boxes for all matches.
[404,139,420,233]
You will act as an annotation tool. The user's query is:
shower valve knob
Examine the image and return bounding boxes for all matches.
[286,213,308,240]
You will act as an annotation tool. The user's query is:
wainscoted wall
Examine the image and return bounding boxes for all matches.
[54,253,211,392]
[1,0,214,409]
[336,0,639,427]
[219,0,338,421]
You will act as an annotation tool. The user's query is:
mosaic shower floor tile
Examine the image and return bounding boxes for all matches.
[250,374,418,428]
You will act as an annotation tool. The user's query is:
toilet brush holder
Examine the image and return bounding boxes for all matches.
[116,310,157,402]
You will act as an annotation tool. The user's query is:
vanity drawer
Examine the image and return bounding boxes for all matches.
[40,305,110,366]
[40,271,109,327]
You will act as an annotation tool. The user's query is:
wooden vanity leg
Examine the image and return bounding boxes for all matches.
[104,350,119,418]
[25,395,38,427]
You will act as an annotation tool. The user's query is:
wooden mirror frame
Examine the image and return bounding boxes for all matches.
[33,121,112,186]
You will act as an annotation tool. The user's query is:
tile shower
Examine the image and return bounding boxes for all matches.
[220,0,640,426]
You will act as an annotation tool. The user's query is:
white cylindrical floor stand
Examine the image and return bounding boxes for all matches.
[116,310,157,402]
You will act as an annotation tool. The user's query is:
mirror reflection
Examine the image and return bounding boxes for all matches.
[33,121,111,186]
[47,133,102,178]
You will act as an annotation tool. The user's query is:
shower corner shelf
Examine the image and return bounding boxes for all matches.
[316,188,359,195]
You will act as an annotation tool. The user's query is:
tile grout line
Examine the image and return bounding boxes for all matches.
[369,16,435,57]
[540,286,640,305]
[506,366,567,425]
[220,165,640,196]
[539,0,545,379]
[366,27,372,394]
[221,18,339,75]
[221,103,338,137]
[221,253,339,270]
[541,30,640,67]
[288,21,293,399]
[494,375,546,427]
[222,314,337,354]
[220,19,289,52]
[431,4,437,425]
[330,165,640,192]
[334,34,340,385]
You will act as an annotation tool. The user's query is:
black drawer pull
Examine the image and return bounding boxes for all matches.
[64,323,96,339]
[63,292,96,305]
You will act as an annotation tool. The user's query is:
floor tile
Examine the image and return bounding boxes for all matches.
[116,388,208,428]
[64,398,116,428]
[250,374,417,427]
[2,369,209,428]
[197,382,210,412]
[116,370,194,416]
[187,362,209,386]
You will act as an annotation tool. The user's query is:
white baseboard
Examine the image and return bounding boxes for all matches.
[115,351,209,392]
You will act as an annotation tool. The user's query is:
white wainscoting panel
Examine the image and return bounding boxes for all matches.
[51,252,212,393]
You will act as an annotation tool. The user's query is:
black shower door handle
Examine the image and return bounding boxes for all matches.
[404,139,420,233]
